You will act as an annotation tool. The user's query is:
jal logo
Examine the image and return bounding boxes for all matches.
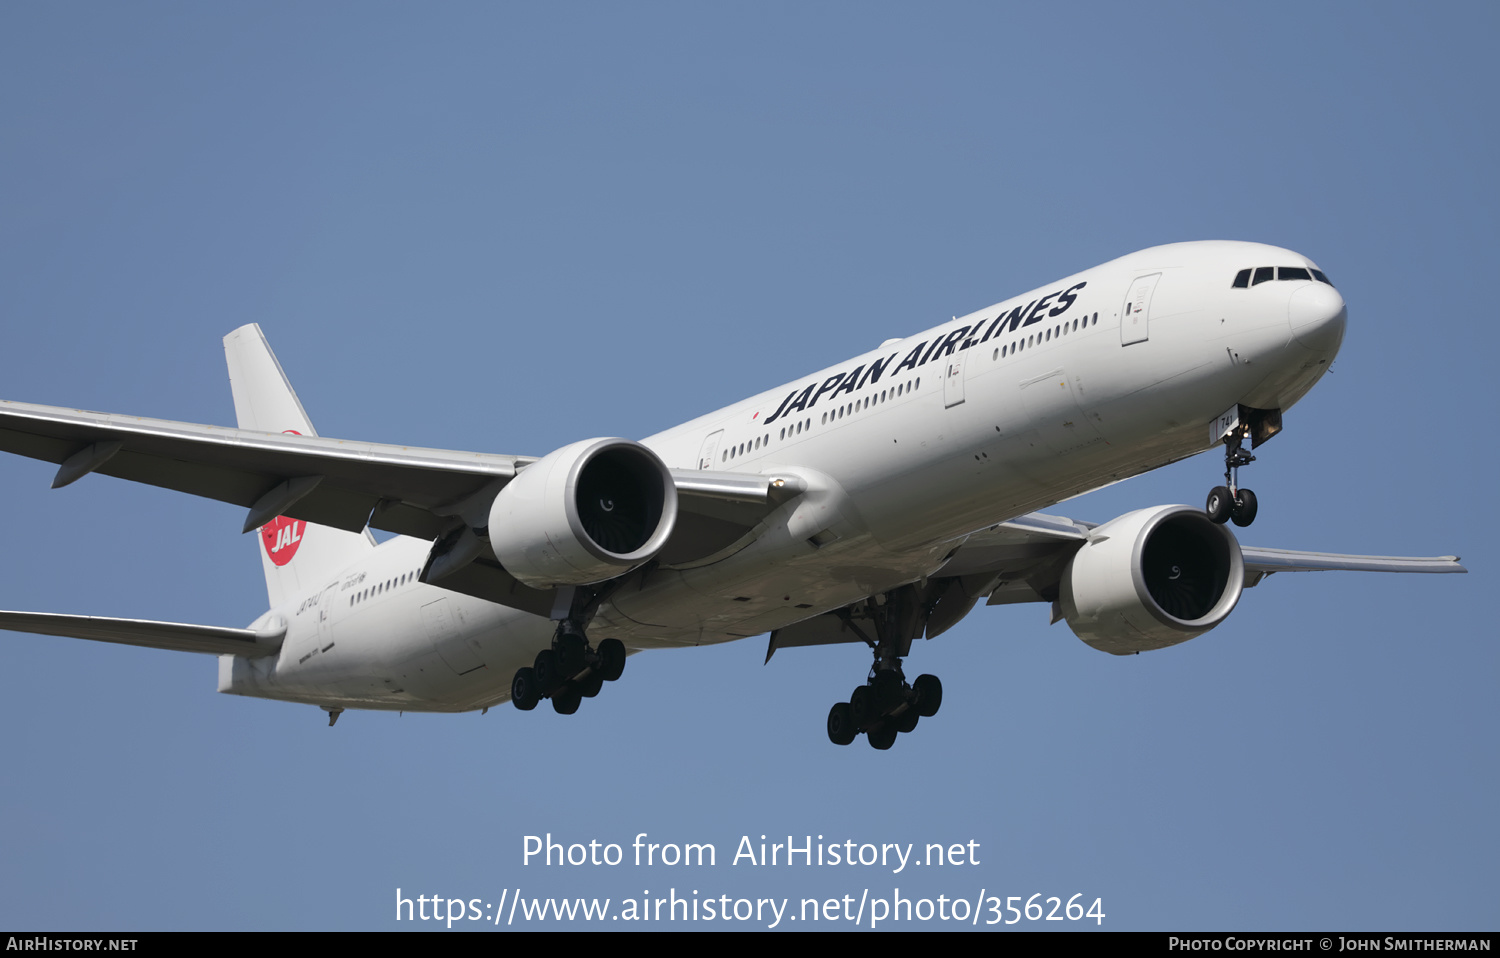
[260,429,307,566]
[261,516,306,566]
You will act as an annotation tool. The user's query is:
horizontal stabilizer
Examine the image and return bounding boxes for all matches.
[0,611,285,657]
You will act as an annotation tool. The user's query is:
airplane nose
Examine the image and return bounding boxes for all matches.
[1287,282,1347,353]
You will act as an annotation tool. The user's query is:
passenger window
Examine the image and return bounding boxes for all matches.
[1233,268,1252,288]
[1252,267,1274,286]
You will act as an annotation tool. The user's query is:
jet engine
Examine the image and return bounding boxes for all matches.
[1059,504,1244,655]
[488,438,678,589]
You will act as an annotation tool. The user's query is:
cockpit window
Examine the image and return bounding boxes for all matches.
[1233,265,1337,289]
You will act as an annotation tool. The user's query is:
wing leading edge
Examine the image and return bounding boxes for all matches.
[1238,547,1465,585]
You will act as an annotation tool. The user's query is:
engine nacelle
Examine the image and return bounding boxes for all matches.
[488,438,677,589]
[1060,504,1244,655]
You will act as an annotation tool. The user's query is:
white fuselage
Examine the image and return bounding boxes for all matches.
[220,240,1347,712]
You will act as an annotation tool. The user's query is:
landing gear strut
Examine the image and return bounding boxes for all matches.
[511,592,626,714]
[825,584,943,750]
[1207,426,1258,527]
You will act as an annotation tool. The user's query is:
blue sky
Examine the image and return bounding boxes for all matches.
[0,3,1494,931]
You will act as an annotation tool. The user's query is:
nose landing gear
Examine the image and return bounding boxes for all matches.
[1206,406,1282,527]
[1207,426,1258,527]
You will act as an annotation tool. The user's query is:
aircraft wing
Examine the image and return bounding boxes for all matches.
[1235,546,1466,584]
[765,510,1466,657]
[933,510,1467,596]
[0,611,286,656]
[0,399,791,545]
[0,398,534,538]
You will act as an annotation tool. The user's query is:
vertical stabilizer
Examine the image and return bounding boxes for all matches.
[224,324,374,608]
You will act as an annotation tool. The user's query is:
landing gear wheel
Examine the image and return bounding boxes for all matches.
[577,671,605,698]
[533,649,564,694]
[849,686,876,729]
[551,685,582,715]
[913,674,943,718]
[867,724,898,750]
[511,668,541,710]
[894,708,919,734]
[596,638,626,682]
[827,703,857,746]
[1206,486,1233,524]
[871,670,903,714]
[557,633,587,675]
[1231,487,1258,527]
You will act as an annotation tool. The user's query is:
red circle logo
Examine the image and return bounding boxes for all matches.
[261,515,306,566]
[261,432,308,566]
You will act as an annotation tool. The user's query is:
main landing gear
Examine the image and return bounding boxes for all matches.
[827,668,942,751]
[1206,426,1258,528]
[825,584,943,751]
[510,620,627,715]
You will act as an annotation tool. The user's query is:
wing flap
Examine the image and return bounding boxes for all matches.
[766,612,869,661]
[425,557,557,619]
[0,611,286,657]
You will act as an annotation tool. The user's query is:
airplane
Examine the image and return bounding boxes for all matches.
[0,240,1466,749]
